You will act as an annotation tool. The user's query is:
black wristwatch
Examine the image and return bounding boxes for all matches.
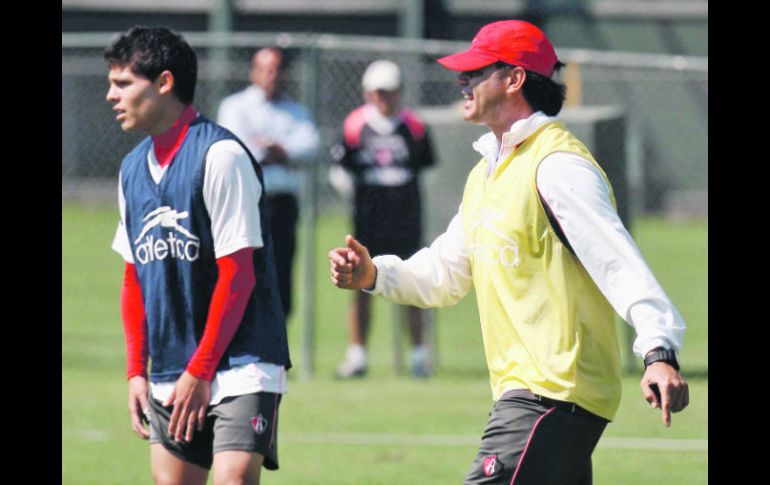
[643,348,680,371]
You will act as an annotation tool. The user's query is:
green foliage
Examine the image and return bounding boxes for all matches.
[62,203,707,484]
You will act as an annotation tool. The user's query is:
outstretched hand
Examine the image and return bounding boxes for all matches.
[328,234,377,290]
[640,362,689,427]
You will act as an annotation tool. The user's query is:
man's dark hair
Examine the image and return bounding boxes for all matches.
[104,26,197,105]
[495,61,566,116]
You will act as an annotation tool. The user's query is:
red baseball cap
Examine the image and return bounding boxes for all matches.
[437,20,558,77]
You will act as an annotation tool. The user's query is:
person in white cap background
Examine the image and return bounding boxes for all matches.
[328,20,689,484]
[330,59,436,379]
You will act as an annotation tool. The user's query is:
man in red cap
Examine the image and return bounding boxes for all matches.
[328,20,689,484]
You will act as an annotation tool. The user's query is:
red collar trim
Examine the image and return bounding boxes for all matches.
[152,105,197,168]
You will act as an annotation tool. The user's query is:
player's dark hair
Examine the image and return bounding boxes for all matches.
[103,25,197,105]
[495,60,566,116]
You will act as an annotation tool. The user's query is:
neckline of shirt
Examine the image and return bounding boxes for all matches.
[151,105,198,169]
[363,103,401,135]
[472,111,557,175]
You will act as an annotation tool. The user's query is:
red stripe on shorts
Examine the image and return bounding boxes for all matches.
[510,406,557,485]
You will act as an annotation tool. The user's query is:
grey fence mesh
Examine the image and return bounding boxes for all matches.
[62,32,707,223]
[63,32,707,376]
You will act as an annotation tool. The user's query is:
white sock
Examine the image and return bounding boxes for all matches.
[412,345,428,365]
[347,344,366,366]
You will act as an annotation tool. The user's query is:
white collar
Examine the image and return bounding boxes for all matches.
[472,111,558,167]
[247,85,287,105]
[363,104,400,135]
[247,84,267,101]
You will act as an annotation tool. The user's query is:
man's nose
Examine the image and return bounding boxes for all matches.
[106,86,118,102]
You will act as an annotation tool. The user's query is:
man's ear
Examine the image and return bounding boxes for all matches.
[157,70,175,96]
[505,67,527,94]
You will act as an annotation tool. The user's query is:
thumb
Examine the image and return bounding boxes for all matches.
[139,392,150,415]
[641,381,660,409]
[162,389,175,407]
[346,234,366,254]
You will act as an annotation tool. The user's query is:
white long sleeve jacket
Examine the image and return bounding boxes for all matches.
[368,112,686,358]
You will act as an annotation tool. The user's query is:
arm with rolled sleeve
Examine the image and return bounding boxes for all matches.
[536,152,689,425]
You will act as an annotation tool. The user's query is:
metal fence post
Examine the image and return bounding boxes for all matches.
[300,42,320,380]
[206,0,234,114]
[623,94,645,375]
[398,0,424,40]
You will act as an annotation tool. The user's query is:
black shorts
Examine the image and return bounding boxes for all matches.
[354,182,422,259]
[148,392,282,470]
[464,390,608,485]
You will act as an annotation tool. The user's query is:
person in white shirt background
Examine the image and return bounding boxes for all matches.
[218,47,320,321]
[328,19,689,485]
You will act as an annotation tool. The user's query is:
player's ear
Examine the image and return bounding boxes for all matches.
[156,70,175,96]
[505,67,526,94]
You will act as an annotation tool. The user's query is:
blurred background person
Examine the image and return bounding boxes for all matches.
[218,47,320,320]
[330,59,436,379]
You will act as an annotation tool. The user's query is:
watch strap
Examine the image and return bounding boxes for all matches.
[643,348,680,371]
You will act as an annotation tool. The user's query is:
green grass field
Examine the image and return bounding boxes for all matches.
[62,203,707,484]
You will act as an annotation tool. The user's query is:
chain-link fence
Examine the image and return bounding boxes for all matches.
[63,31,707,375]
[62,31,707,218]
